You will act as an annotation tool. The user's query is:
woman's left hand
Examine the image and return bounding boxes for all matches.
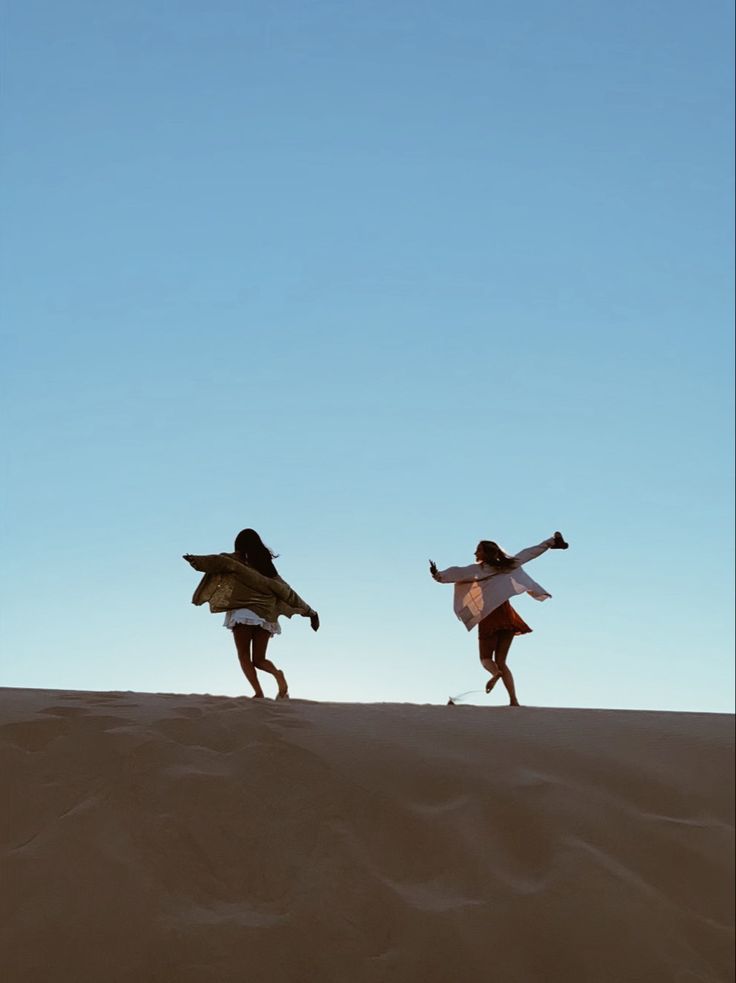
[429,560,441,581]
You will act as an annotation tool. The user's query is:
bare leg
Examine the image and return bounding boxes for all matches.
[251,629,288,698]
[494,631,520,706]
[479,633,502,693]
[232,626,265,698]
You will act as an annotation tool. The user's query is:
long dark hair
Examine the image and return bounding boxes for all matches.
[233,528,279,578]
[478,540,516,570]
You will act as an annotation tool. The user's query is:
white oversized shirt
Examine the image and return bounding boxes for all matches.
[436,538,556,631]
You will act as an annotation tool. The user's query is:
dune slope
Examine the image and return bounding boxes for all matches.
[1,688,733,983]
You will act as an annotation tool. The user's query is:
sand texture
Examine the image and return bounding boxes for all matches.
[1,688,733,983]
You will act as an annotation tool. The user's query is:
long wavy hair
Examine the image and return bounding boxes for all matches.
[477,540,516,570]
[233,528,279,578]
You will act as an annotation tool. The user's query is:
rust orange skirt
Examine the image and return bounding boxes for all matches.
[478,600,532,638]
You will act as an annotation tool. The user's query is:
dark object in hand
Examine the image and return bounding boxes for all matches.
[551,531,569,550]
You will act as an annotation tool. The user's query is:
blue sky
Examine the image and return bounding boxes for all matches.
[2,0,733,711]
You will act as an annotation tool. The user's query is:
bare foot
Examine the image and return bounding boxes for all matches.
[485,673,501,694]
[275,671,289,699]
[509,700,521,707]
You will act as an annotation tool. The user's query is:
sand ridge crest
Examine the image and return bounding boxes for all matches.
[0,687,733,983]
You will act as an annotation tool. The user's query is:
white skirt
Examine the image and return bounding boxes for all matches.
[223,608,281,636]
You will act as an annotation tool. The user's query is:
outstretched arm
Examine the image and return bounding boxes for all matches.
[273,576,320,630]
[512,532,568,567]
[429,560,484,584]
[183,553,236,574]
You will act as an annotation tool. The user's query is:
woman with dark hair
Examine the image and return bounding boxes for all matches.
[430,532,568,706]
[184,529,319,700]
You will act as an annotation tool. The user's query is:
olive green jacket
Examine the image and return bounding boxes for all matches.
[185,553,315,623]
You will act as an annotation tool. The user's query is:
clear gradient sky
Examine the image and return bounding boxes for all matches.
[1,1,733,711]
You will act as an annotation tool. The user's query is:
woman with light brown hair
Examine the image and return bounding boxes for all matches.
[430,532,568,706]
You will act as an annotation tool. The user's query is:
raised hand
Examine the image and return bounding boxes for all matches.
[309,611,320,632]
[429,559,441,581]
[551,532,569,550]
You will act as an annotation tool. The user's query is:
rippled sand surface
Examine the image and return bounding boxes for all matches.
[1,688,733,982]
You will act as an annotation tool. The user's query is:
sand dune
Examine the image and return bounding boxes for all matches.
[1,688,733,983]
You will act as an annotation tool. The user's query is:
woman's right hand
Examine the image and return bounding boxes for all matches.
[429,560,441,581]
[309,611,320,632]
